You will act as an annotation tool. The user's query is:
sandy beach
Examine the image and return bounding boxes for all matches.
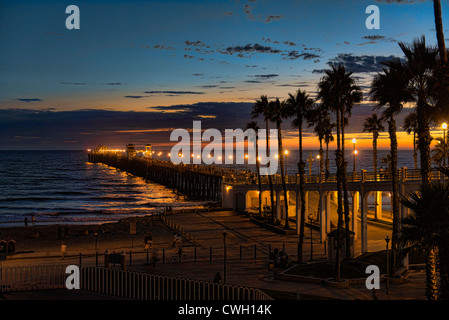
[0,215,181,261]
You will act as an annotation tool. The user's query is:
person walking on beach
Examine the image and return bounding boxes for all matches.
[61,242,67,260]
[57,226,63,240]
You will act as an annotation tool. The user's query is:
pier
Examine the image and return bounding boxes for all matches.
[88,145,223,202]
[88,145,447,255]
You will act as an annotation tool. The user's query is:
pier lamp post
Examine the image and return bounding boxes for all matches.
[352,138,357,172]
[316,154,321,175]
[385,236,390,294]
[443,122,447,166]
[222,230,228,283]
[245,154,249,172]
[284,150,289,174]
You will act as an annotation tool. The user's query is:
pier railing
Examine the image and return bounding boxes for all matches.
[223,168,448,185]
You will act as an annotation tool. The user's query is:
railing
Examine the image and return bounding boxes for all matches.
[1,264,272,300]
[81,267,273,300]
[0,265,67,292]
[223,168,448,186]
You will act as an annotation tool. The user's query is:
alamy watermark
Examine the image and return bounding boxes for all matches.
[169,121,279,175]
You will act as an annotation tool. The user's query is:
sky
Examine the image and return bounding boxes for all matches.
[0,0,448,151]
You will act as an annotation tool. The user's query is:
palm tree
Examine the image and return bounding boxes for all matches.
[403,111,419,170]
[246,121,262,217]
[399,36,438,185]
[267,98,291,229]
[370,58,414,274]
[432,136,448,166]
[252,96,276,221]
[308,103,332,176]
[317,65,362,278]
[285,89,314,262]
[363,113,385,177]
[323,118,335,180]
[399,179,449,300]
[433,0,447,64]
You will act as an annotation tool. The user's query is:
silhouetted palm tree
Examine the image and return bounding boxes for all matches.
[399,179,449,299]
[363,113,384,177]
[267,98,291,229]
[323,118,335,180]
[370,58,413,274]
[246,121,262,217]
[317,65,362,279]
[432,136,448,166]
[252,96,275,221]
[399,36,438,184]
[403,111,419,170]
[308,103,332,176]
[286,89,314,262]
[433,0,447,64]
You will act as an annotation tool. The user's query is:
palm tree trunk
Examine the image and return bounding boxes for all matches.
[388,117,400,274]
[341,110,351,259]
[434,0,447,63]
[417,99,432,185]
[266,119,275,222]
[373,133,378,177]
[325,142,330,180]
[439,241,449,300]
[255,134,262,217]
[426,247,440,300]
[413,132,418,170]
[277,121,289,229]
[334,109,343,281]
[298,121,306,262]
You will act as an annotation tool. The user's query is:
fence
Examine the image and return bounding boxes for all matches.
[81,267,272,300]
[0,265,67,292]
[0,265,272,300]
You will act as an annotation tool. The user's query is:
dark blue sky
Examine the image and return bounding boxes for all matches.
[0,0,447,150]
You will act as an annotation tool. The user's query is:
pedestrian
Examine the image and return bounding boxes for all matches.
[31,214,36,226]
[57,226,63,240]
[24,217,28,227]
[213,272,222,284]
[61,242,67,260]
[64,225,70,239]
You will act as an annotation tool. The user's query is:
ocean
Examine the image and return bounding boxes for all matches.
[0,149,418,225]
[0,150,207,226]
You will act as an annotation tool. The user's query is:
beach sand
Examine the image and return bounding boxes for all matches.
[0,215,180,260]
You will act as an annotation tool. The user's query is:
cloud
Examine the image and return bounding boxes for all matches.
[374,0,427,3]
[143,90,205,95]
[224,43,282,55]
[15,98,43,103]
[153,44,175,50]
[283,51,321,61]
[362,35,385,41]
[265,15,283,23]
[313,53,400,74]
[60,82,87,85]
[251,74,279,79]
[124,95,148,99]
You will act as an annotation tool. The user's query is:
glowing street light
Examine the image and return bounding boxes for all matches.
[284,150,289,174]
[443,122,448,166]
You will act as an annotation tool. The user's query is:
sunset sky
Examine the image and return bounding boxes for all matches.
[1,0,448,150]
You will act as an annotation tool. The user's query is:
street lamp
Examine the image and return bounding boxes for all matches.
[222,230,228,283]
[352,138,357,172]
[443,122,447,166]
[385,236,390,294]
[245,154,249,172]
[284,150,289,174]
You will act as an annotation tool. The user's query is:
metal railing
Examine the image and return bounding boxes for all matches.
[223,168,448,186]
[0,265,67,292]
[81,267,273,300]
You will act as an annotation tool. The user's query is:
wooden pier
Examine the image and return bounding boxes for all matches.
[88,150,224,202]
